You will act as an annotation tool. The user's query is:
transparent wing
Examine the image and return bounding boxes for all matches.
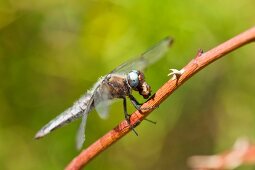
[94,84,111,119]
[95,100,110,119]
[76,113,88,150]
[111,36,173,74]
[95,99,118,119]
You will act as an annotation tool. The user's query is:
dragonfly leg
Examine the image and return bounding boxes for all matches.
[129,95,157,124]
[129,94,158,111]
[123,97,138,136]
[129,95,142,110]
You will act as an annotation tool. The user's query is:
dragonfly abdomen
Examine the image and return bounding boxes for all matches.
[35,91,94,139]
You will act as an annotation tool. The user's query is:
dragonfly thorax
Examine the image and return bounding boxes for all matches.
[101,74,131,99]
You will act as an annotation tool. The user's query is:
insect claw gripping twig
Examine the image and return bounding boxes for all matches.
[128,94,157,124]
[125,114,139,136]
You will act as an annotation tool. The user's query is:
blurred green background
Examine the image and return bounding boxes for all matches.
[0,0,255,169]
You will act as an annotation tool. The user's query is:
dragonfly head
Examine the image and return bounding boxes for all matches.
[127,70,151,99]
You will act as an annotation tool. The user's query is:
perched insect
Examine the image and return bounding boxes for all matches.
[35,37,175,149]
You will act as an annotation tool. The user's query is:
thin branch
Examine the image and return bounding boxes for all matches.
[188,137,255,170]
[66,26,255,170]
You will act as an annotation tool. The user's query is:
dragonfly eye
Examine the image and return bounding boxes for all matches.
[127,70,139,88]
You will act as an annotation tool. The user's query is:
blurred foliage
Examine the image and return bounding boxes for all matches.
[0,0,255,169]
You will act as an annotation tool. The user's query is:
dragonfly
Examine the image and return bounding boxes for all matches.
[35,37,180,150]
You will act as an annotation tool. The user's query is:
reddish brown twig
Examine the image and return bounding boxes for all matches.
[66,26,255,170]
[188,137,255,170]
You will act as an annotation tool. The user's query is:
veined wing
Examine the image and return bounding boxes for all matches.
[35,90,95,139]
[84,76,111,119]
[94,84,112,119]
[111,36,173,74]
[75,76,112,149]
[76,76,117,149]
[76,113,88,150]
[94,97,111,119]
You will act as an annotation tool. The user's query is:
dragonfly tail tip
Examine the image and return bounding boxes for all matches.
[34,131,44,139]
